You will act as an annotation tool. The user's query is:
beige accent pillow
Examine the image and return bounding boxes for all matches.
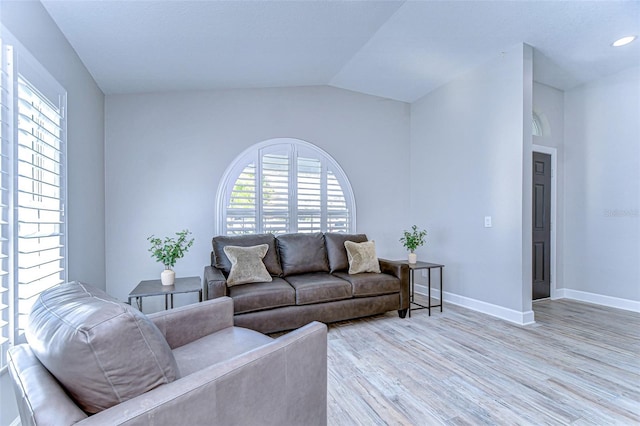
[344,240,381,274]
[224,244,273,286]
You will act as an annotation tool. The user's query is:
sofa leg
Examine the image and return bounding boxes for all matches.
[398,309,408,318]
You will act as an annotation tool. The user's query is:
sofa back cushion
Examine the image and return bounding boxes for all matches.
[26,281,179,414]
[324,233,368,273]
[212,233,283,277]
[276,232,329,276]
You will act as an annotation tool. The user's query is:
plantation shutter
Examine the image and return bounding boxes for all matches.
[0,30,67,369]
[262,152,289,235]
[297,156,323,233]
[327,170,350,232]
[226,162,257,235]
[218,139,355,236]
[16,73,66,332]
[0,38,12,367]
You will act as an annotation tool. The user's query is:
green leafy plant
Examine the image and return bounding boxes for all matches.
[399,225,427,253]
[148,229,194,269]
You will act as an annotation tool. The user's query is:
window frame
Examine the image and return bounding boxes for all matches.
[215,138,356,235]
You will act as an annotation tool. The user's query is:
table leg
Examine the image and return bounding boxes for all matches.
[137,297,142,311]
[428,268,432,316]
[440,267,443,312]
[164,294,168,310]
[170,294,174,309]
[409,269,414,318]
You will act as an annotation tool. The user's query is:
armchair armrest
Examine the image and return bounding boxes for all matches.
[203,265,228,300]
[148,297,234,349]
[8,345,89,426]
[379,258,410,311]
[80,321,328,426]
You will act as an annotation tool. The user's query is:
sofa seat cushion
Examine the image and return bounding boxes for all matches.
[276,233,329,276]
[285,273,352,305]
[333,272,400,297]
[173,327,273,376]
[212,233,283,277]
[229,278,295,314]
[324,233,368,273]
[25,282,179,414]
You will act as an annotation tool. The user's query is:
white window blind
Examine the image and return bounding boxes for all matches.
[297,156,322,233]
[226,163,256,235]
[262,152,289,234]
[327,170,349,232]
[16,75,66,332]
[218,139,355,236]
[0,37,12,368]
[0,29,67,370]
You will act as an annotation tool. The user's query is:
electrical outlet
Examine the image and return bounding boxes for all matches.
[421,269,427,277]
[484,216,492,227]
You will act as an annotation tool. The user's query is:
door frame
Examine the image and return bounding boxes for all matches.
[532,144,557,300]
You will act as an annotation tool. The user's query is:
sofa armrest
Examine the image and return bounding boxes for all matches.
[79,321,328,426]
[148,297,234,349]
[203,265,228,300]
[379,258,410,311]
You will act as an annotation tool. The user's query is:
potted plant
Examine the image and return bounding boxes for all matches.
[148,229,195,285]
[400,225,427,264]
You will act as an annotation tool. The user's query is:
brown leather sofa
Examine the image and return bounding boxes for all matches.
[203,232,410,334]
[8,282,327,426]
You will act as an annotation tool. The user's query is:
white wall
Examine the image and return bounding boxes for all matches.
[410,44,533,323]
[0,2,105,425]
[563,67,640,304]
[105,86,410,307]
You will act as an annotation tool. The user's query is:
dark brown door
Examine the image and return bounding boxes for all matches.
[532,152,551,300]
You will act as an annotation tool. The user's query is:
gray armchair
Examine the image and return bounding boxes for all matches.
[8,285,327,426]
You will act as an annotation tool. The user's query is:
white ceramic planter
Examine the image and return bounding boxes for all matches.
[408,252,417,264]
[161,269,176,286]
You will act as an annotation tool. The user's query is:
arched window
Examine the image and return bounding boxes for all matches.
[532,112,543,136]
[216,138,355,235]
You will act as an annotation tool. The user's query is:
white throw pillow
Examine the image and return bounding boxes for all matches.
[344,240,381,274]
[223,244,273,286]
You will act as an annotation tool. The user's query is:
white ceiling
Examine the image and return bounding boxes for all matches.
[41,0,640,103]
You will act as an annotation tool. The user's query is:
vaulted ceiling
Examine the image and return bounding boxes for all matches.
[41,0,640,102]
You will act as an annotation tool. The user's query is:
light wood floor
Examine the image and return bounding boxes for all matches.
[327,297,640,425]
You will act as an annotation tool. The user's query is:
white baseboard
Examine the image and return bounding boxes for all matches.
[414,284,535,326]
[10,417,21,426]
[554,288,640,313]
[414,284,640,324]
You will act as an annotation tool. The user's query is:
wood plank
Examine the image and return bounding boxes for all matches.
[327,298,640,425]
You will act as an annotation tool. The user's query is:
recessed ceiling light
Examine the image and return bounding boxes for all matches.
[612,36,637,47]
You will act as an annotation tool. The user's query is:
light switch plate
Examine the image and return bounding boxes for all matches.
[484,216,492,227]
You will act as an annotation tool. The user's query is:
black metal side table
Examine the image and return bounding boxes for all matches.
[128,276,202,311]
[405,261,444,317]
